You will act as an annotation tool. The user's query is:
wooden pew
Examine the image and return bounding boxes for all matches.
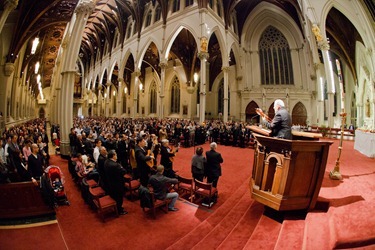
[0,181,55,219]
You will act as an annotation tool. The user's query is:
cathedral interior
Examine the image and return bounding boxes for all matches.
[0,0,375,154]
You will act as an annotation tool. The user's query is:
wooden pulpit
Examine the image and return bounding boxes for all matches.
[250,133,333,211]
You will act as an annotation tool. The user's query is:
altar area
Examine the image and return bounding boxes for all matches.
[354,129,375,158]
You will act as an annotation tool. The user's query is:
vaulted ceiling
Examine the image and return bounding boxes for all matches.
[3,0,372,98]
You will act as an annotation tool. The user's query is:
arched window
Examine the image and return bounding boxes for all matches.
[149,81,157,114]
[154,5,161,22]
[113,94,116,114]
[145,10,152,27]
[259,26,294,85]
[172,0,180,13]
[218,79,230,115]
[170,76,180,113]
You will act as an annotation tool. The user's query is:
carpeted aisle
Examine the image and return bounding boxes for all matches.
[52,143,254,250]
[1,138,375,249]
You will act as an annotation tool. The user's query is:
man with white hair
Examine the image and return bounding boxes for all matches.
[263,99,292,139]
[205,142,223,189]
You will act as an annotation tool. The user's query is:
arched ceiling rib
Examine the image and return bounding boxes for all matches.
[5,0,368,98]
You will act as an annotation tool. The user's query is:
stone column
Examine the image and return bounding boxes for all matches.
[319,41,335,128]
[198,52,209,124]
[97,85,102,116]
[159,60,167,119]
[315,63,325,125]
[133,71,140,119]
[0,0,18,34]
[53,88,60,123]
[105,82,111,116]
[222,66,229,122]
[0,63,15,122]
[117,78,123,117]
[59,0,95,157]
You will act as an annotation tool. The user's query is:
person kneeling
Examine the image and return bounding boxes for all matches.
[148,165,179,211]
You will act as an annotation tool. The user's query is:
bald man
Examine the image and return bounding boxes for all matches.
[28,143,44,179]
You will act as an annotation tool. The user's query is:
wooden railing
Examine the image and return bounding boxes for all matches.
[310,126,355,140]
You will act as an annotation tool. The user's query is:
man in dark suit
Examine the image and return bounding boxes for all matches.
[205,142,223,188]
[135,137,154,187]
[97,146,108,191]
[160,139,177,178]
[263,99,292,139]
[104,150,127,215]
[28,143,44,179]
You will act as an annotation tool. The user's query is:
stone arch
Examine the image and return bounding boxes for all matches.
[245,101,260,123]
[292,101,307,125]
[267,102,275,120]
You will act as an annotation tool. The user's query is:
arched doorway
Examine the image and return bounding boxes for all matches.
[292,102,307,125]
[267,102,276,120]
[39,107,45,119]
[245,101,260,124]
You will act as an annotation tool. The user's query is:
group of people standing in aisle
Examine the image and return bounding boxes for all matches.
[0,119,50,184]
[67,116,227,213]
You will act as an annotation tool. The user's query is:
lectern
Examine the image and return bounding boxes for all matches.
[250,133,332,211]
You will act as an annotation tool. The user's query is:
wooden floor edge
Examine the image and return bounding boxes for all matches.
[0,219,58,229]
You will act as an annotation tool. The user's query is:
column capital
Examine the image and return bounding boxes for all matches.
[187,86,195,94]
[221,66,230,72]
[117,78,124,83]
[5,0,18,10]
[159,60,168,69]
[75,0,95,15]
[134,71,141,77]
[313,63,322,70]
[4,63,15,76]
[106,82,111,87]
[198,52,209,60]
[318,40,330,50]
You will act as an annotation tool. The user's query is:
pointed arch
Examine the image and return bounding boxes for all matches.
[292,102,307,125]
[137,39,161,70]
[164,25,199,61]
[267,102,275,120]
[245,101,260,123]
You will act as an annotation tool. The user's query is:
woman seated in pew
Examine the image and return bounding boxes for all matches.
[72,153,99,182]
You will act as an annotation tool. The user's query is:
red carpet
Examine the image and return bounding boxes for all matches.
[0,222,67,250]
[1,139,375,249]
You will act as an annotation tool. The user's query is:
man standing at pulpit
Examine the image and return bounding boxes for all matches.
[263,99,292,140]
